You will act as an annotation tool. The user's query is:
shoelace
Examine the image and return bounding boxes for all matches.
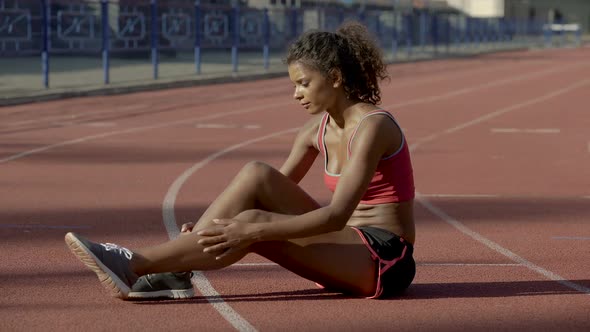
[101,243,133,260]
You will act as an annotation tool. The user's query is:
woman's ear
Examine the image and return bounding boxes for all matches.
[329,68,343,88]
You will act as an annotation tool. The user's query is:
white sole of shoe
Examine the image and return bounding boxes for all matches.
[65,232,131,300]
[128,288,196,299]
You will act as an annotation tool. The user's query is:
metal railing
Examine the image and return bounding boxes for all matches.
[0,0,583,89]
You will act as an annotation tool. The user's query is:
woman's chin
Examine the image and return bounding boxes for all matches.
[308,107,323,115]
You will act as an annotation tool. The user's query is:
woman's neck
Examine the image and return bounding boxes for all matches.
[327,100,378,129]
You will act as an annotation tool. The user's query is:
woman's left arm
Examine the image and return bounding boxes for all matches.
[254,115,400,240]
[197,116,401,258]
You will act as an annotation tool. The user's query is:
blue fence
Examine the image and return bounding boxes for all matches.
[0,0,583,89]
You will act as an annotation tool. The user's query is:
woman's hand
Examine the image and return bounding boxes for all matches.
[197,219,259,260]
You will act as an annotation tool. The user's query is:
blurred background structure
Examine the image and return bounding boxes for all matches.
[1,0,588,104]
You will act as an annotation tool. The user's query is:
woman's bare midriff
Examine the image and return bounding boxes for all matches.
[346,200,415,245]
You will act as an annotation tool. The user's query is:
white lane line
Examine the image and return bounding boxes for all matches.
[444,80,590,135]
[420,194,500,199]
[0,100,292,164]
[163,127,299,332]
[83,122,117,128]
[587,142,590,154]
[52,121,118,128]
[409,78,590,295]
[416,194,590,294]
[243,125,261,130]
[0,103,149,125]
[551,236,590,241]
[410,79,590,149]
[491,128,561,134]
[195,124,239,129]
[387,61,540,89]
[2,62,584,165]
[1,84,290,129]
[383,63,587,110]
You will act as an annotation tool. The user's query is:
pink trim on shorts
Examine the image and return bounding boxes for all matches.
[313,227,408,298]
[350,226,408,299]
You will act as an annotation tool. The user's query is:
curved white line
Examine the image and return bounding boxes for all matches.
[162,127,299,332]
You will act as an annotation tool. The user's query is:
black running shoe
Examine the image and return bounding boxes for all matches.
[128,272,195,299]
[65,232,139,300]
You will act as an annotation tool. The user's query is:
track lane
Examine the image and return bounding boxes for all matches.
[1,48,589,331]
[168,48,584,329]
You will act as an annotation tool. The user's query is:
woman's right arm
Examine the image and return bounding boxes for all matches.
[279,115,321,184]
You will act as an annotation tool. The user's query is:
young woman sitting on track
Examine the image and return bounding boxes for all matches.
[65,21,417,300]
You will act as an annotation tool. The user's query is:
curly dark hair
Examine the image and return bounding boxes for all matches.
[285,21,389,105]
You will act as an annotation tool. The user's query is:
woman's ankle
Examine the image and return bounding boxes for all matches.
[129,253,150,277]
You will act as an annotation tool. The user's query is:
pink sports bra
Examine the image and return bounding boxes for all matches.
[317,110,415,205]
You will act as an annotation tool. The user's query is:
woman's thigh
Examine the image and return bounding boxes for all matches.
[245,161,321,215]
[251,226,377,297]
[194,162,376,295]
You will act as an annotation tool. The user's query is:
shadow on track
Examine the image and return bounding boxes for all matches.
[130,279,589,304]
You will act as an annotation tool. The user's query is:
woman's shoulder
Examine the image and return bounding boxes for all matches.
[300,113,326,134]
[352,109,403,153]
[293,113,326,150]
[357,109,398,133]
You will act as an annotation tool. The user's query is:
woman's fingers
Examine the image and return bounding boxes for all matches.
[183,218,231,233]
[196,219,245,258]
[181,222,195,233]
[196,227,224,237]
[198,235,225,245]
[215,248,237,260]
[212,218,232,225]
[202,242,231,254]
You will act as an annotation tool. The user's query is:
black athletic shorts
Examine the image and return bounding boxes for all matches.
[352,226,416,298]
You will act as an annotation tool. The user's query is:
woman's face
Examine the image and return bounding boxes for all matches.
[288,61,339,115]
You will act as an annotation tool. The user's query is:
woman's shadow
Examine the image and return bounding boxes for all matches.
[134,279,588,304]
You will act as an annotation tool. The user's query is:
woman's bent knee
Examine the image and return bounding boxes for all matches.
[240,161,275,181]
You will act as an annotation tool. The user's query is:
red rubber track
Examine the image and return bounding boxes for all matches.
[1,47,589,331]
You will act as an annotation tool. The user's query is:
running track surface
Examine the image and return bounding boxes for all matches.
[1,47,589,331]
